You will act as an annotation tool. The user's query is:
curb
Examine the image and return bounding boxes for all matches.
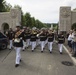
[63,45,76,65]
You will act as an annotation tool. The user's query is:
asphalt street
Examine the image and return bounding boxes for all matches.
[0,43,76,75]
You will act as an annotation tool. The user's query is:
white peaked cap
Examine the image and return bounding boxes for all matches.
[49,28,52,30]
[32,27,36,30]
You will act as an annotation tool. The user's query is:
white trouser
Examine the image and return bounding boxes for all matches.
[41,41,45,51]
[22,40,27,50]
[48,42,53,52]
[58,44,63,53]
[31,42,36,50]
[36,39,40,46]
[9,40,13,49]
[15,47,21,64]
[45,39,48,45]
[38,39,40,45]
[26,39,30,47]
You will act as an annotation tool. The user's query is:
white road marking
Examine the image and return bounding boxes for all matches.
[63,45,76,65]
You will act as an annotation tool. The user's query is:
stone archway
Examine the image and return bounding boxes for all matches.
[0,8,21,32]
[1,23,9,34]
[71,23,76,30]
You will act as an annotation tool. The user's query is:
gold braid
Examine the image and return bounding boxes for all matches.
[15,30,23,38]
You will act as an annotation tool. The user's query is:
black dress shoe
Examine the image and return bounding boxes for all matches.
[9,49,11,50]
[49,50,50,52]
[15,64,19,67]
[32,50,34,52]
[22,49,25,51]
[50,51,52,53]
[20,59,21,62]
[41,51,43,53]
[60,52,62,54]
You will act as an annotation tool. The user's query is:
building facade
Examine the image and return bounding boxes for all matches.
[59,6,76,33]
[0,8,21,32]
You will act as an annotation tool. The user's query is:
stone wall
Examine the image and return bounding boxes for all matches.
[71,10,76,25]
[59,6,71,33]
[0,8,21,32]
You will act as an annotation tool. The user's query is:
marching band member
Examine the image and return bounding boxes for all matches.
[8,28,14,50]
[57,31,65,54]
[22,27,27,51]
[36,29,40,46]
[13,24,24,67]
[47,29,54,53]
[25,28,31,48]
[38,29,46,53]
[30,29,37,52]
[45,29,48,45]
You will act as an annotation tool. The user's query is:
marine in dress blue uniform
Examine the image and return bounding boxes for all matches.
[30,30,37,52]
[13,24,24,67]
[47,29,54,53]
[7,28,14,50]
[39,29,47,53]
[25,29,31,48]
[22,27,27,51]
[57,32,65,54]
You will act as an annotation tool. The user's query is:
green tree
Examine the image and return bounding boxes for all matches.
[0,0,12,12]
[21,13,25,26]
[72,23,76,29]
[35,19,47,29]
[24,12,32,27]
[14,5,22,9]
[4,3,12,12]
[0,0,6,12]
[31,17,36,27]
[35,19,40,28]
[73,8,76,11]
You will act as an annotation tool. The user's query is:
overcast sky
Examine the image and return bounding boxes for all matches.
[5,0,76,23]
